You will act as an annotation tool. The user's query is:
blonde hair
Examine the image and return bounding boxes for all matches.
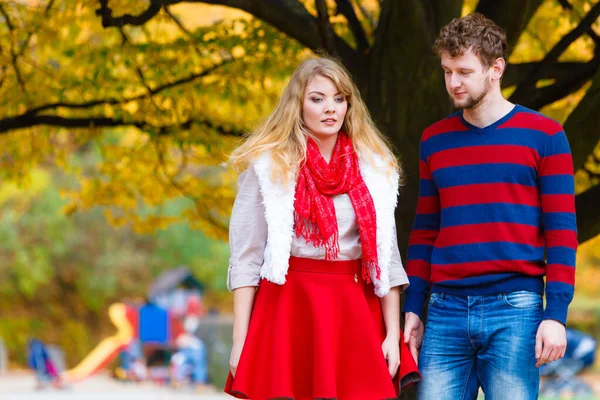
[229,57,399,181]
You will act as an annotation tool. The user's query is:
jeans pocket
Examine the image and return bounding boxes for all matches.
[503,291,542,309]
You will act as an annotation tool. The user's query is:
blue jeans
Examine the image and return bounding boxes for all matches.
[417,291,542,400]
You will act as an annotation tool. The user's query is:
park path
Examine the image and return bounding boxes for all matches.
[0,372,229,400]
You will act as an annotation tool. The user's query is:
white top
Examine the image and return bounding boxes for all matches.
[227,168,409,291]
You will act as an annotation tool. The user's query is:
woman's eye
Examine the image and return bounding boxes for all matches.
[311,97,322,103]
[335,97,345,103]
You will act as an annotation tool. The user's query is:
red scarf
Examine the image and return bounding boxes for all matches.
[294,132,380,283]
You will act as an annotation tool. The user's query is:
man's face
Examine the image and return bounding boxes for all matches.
[441,48,492,110]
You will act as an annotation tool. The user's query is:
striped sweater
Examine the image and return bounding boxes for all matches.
[403,104,577,325]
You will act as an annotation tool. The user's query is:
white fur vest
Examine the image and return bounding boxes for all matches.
[252,151,399,297]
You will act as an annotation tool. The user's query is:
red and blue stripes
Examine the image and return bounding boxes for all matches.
[404,105,577,324]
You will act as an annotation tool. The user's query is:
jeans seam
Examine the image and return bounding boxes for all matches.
[479,297,483,348]
[467,300,477,350]
[460,357,475,400]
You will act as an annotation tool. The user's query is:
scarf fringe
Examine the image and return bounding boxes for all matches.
[361,259,381,284]
[294,212,340,261]
[295,211,381,283]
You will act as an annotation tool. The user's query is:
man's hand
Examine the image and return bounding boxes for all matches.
[403,312,424,365]
[535,319,567,367]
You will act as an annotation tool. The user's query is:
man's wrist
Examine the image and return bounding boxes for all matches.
[542,318,566,327]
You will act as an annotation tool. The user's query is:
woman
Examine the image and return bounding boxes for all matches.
[224,57,420,400]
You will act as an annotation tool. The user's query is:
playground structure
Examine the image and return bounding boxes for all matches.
[65,267,206,383]
[65,303,136,382]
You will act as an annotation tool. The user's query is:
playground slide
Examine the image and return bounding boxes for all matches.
[65,303,135,382]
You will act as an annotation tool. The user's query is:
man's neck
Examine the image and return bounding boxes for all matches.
[463,91,515,129]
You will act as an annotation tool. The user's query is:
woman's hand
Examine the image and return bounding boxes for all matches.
[381,335,400,378]
[380,286,401,378]
[230,286,256,378]
[229,340,244,377]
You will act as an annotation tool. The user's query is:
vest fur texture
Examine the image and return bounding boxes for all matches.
[252,151,399,297]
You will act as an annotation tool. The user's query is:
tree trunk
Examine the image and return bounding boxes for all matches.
[564,67,600,244]
[358,0,460,257]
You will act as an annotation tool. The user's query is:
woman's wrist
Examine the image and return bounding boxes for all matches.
[233,330,248,346]
[385,330,400,342]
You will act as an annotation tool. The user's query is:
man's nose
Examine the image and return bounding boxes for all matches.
[449,74,461,89]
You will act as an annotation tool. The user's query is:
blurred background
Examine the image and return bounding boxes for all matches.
[0,0,599,399]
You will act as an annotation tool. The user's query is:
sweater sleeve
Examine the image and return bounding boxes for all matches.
[403,139,440,319]
[389,222,409,292]
[227,168,267,291]
[538,130,577,325]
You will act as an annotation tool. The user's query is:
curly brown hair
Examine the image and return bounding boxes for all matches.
[433,13,507,69]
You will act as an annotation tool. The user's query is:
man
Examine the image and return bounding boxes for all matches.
[402,13,577,399]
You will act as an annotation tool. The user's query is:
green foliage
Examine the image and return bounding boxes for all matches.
[0,0,307,238]
[0,165,230,366]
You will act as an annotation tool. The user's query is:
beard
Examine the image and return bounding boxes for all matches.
[451,77,492,110]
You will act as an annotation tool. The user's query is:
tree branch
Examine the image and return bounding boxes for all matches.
[164,6,203,57]
[335,0,369,53]
[0,57,237,136]
[0,115,144,132]
[511,1,600,103]
[192,0,346,53]
[543,1,600,64]
[18,0,56,57]
[315,0,337,56]
[0,66,7,91]
[28,60,232,114]
[95,0,359,70]
[118,27,163,110]
[476,0,544,52]
[0,3,14,31]
[557,0,600,49]
[96,0,163,28]
[511,55,600,110]
[153,139,229,236]
[0,4,31,107]
[503,61,591,88]
[0,114,243,137]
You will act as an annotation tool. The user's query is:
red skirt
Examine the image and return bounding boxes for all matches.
[224,256,420,400]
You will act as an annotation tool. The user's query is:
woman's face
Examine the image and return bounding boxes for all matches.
[302,75,348,140]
